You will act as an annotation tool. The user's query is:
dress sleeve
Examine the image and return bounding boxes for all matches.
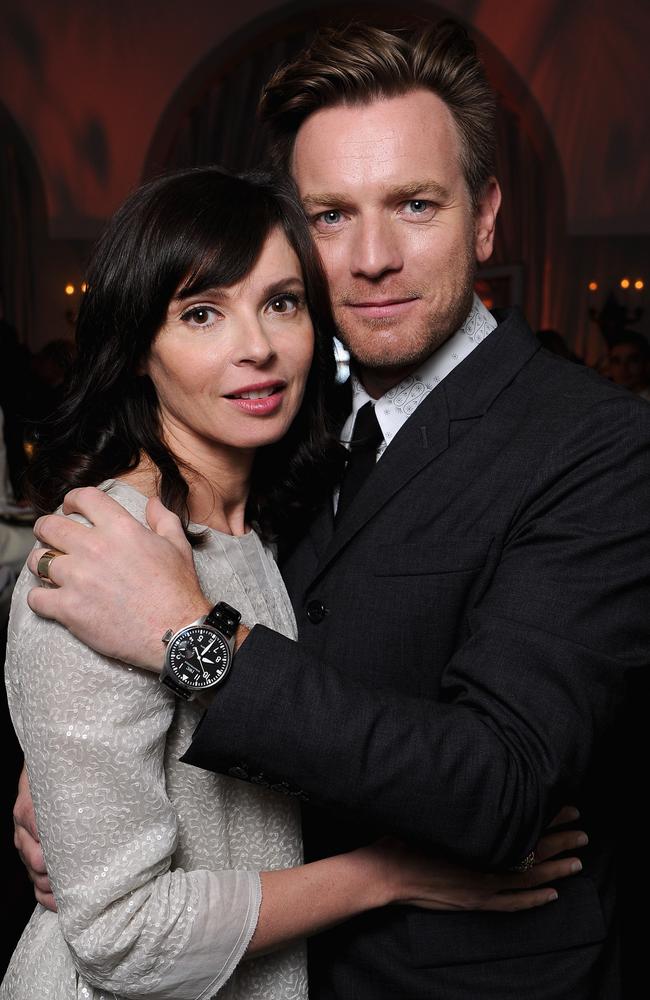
[5,565,261,1000]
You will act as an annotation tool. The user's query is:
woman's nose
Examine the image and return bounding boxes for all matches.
[232,318,276,366]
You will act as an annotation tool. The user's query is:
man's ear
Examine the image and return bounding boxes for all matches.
[474,178,501,264]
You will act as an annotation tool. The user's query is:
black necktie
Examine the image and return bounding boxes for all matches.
[336,402,383,521]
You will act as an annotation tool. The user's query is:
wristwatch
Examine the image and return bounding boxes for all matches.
[160,601,241,701]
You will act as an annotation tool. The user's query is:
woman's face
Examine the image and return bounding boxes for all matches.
[145,227,315,466]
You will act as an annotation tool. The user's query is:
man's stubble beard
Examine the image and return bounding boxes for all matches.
[333,269,477,376]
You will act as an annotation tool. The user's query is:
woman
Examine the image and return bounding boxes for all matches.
[3,168,580,1000]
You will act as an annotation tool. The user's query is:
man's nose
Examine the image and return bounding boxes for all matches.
[349,216,403,280]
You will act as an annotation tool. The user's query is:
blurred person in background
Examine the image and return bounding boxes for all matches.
[604,330,650,400]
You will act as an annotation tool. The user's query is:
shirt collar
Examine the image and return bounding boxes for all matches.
[342,293,497,453]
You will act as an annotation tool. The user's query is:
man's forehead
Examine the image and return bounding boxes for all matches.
[291,90,463,191]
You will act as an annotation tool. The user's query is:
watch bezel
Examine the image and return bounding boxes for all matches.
[163,622,233,695]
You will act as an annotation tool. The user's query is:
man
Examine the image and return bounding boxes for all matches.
[605,329,650,400]
[16,21,650,999]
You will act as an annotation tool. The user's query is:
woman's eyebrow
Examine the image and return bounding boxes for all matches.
[172,276,305,305]
[172,284,227,304]
[258,276,305,298]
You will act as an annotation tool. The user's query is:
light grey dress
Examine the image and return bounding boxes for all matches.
[2,481,306,1000]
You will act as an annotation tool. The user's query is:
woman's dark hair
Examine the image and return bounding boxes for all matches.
[27,166,344,542]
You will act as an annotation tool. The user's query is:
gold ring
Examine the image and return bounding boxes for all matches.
[36,550,61,583]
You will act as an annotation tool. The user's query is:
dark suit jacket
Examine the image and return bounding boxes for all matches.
[184,310,650,999]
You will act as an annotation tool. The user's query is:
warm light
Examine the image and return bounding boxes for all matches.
[474,278,494,311]
[634,279,644,290]
[80,282,88,293]
[620,278,630,289]
[588,281,598,291]
[65,284,75,296]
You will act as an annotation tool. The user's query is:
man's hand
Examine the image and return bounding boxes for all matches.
[27,487,210,670]
[14,767,56,912]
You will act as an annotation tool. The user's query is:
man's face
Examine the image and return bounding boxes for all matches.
[607,343,648,392]
[291,89,501,393]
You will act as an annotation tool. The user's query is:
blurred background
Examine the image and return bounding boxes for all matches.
[1,0,648,985]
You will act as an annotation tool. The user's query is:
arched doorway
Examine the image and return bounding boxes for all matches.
[144,0,567,332]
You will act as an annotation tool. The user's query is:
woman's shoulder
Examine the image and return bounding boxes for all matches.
[43,480,150,529]
[95,479,150,525]
[7,480,150,637]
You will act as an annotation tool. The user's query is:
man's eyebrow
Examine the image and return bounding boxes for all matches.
[301,180,452,210]
[389,180,452,203]
[301,192,354,211]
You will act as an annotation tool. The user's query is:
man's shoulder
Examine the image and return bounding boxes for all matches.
[527,342,649,419]
[489,309,648,418]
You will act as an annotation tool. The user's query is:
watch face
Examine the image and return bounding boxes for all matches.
[167,626,231,690]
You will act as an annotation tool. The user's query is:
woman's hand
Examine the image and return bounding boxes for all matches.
[362,808,586,913]
[17,770,585,924]
[13,766,56,912]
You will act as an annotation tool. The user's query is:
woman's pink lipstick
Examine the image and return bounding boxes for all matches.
[225,381,286,415]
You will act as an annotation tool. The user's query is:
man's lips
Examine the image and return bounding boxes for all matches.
[342,297,419,319]
[224,381,286,415]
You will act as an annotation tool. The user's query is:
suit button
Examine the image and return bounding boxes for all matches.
[306,599,328,624]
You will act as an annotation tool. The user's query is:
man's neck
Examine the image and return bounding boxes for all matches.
[357,362,422,400]
[353,295,495,400]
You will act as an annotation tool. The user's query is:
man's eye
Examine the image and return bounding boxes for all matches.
[317,210,342,226]
[180,306,217,326]
[405,199,433,215]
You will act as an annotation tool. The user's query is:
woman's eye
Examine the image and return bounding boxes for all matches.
[267,293,301,315]
[181,306,217,326]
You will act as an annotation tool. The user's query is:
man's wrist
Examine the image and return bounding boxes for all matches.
[192,623,251,710]
[234,622,251,652]
[151,597,212,674]
[159,600,242,702]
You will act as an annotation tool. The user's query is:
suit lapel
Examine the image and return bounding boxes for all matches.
[307,495,335,561]
[307,310,540,587]
[313,385,451,577]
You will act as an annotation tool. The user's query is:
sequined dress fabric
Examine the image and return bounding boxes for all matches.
[2,481,306,1000]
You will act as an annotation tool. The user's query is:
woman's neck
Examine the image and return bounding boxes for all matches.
[119,445,253,537]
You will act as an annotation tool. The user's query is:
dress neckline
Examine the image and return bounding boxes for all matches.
[103,479,257,542]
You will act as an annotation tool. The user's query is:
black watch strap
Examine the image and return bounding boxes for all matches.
[161,672,193,701]
[204,601,241,639]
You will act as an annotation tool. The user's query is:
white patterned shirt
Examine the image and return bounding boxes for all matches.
[340,294,497,458]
